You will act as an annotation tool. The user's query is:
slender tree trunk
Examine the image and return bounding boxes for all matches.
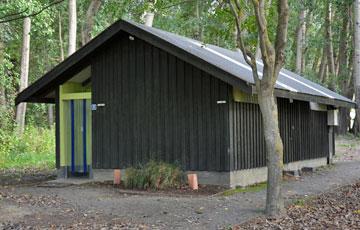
[82,0,102,45]
[338,105,352,134]
[195,0,203,40]
[0,83,5,130]
[319,49,327,82]
[0,38,6,129]
[295,6,306,74]
[42,49,54,128]
[337,6,351,135]
[15,17,31,134]
[255,0,272,59]
[48,105,54,127]
[144,12,154,26]
[143,0,155,27]
[312,47,321,72]
[0,85,5,108]
[301,11,312,73]
[68,0,77,55]
[0,38,5,109]
[58,12,64,61]
[337,15,349,77]
[325,2,336,76]
[353,0,360,134]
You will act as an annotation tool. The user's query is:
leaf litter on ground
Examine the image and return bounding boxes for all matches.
[235,181,360,229]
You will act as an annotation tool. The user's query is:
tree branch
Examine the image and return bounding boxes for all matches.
[0,0,65,24]
[0,8,29,20]
[273,0,289,76]
[251,0,274,67]
[228,0,259,82]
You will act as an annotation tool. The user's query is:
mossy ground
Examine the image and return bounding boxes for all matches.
[221,182,267,196]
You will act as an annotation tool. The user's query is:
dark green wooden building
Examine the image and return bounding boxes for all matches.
[16,20,354,187]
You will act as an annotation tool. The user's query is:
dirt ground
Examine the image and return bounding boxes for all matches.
[237,181,360,229]
[0,136,360,230]
[334,135,360,162]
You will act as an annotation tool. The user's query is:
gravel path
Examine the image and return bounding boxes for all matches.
[1,137,360,229]
[1,160,359,229]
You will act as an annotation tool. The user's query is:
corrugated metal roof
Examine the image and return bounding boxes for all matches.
[130,21,353,104]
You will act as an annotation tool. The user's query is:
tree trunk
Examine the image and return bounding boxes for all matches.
[0,38,5,109]
[82,0,102,45]
[0,84,5,108]
[311,47,321,72]
[230,0,288,216]
[58,12,64,61]
[295,6,306,74]
[301,11,312,73]
[53,12,64,129]
[15,17,31,134]
[337,13,349,78]
[255,0,272,59]
[325,2,336,76]
[0,38,5,129]
[255,0,287,217]
[48,105,54,127]
[143,1,155,27]
[68,0,77,56]
[258,87,284,216]
[195,0,203,40]
[144,12,154,27]
[353,0,360,134]
[337,6,351,135]
[319,49,327,83]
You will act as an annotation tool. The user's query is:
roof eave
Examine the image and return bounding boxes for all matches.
[274,89,356,109]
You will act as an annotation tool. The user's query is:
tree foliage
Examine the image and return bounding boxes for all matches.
[0,0,356,131]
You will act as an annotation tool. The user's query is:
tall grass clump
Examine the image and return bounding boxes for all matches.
[0,126,55,170]
[124,160,184,190]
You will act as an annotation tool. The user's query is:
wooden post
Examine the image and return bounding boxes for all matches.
[187,173,198,190]
[114,169,121,185]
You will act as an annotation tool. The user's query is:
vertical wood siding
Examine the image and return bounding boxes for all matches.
[92,33,231,171]
[91,32,329,172]
[229,98,329,171]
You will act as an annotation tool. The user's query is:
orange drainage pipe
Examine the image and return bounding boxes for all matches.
[187,173,198,190]
[114,169,121,185]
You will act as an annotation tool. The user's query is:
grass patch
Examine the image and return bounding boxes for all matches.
[124,160,185,190]
[293,199,306,206]
[0,126,55,170]
[221,182,267,196]
[292,196,313,207]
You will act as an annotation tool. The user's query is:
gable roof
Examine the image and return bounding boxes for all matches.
[16,19,355,108]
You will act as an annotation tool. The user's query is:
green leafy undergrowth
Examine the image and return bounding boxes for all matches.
[124,160,185,190]
[0,126,55,170]
[292,194,314,207]
[221,182,267,196]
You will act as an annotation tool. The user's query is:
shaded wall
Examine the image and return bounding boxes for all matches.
[229,98,329,171]
[91,32,330,172]
[92,33,231,171]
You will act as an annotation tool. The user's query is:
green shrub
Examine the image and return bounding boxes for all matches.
[0,126,55,170]
[124,160,184,190]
